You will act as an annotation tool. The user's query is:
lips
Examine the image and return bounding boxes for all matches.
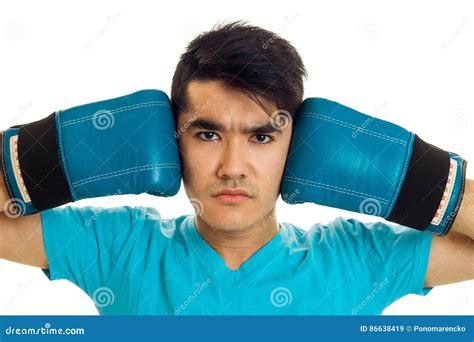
[214,194,250,204]
[213,188,251,204]
[214,188,250,197]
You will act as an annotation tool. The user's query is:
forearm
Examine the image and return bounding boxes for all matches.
[450,178,474,239]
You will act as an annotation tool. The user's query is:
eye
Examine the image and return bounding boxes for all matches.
[197,132,220,141]
[252,134,273,145]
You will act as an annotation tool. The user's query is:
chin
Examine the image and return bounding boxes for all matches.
[203,211,256,232]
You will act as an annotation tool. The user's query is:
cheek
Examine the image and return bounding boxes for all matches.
[255,150,287,186]
[263,144,287,168]
[180,139,215,183]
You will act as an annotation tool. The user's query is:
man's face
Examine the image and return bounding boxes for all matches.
[176,80,293,232]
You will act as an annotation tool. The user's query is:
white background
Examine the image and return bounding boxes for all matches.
[0,0,473,315]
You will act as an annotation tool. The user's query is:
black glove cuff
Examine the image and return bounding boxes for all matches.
[18,113,72,211]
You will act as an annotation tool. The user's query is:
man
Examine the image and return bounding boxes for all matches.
[0,21,472,315]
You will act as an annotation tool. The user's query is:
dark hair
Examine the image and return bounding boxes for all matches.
[171,20,307,120]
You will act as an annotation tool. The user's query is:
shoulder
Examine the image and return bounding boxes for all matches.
[40,205,193,242]
[282,216,421,252]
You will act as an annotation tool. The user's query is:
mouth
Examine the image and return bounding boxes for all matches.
[214,194,250,204]
[212,188,251,204]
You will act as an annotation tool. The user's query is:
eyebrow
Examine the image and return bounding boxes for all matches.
[186,118,283,135]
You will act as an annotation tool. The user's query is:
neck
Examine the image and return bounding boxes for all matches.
[195,210,280,270]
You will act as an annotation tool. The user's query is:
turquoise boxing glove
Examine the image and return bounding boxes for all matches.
[0,90,181,216]
[281,98,467,236]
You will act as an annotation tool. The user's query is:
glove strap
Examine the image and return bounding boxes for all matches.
[7,113,73,214]
[387,135,467,235]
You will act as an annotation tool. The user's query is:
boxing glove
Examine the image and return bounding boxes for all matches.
[0,90,181,216]
[281,98,467,235]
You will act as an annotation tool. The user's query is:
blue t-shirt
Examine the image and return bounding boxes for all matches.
[40,205,433,315]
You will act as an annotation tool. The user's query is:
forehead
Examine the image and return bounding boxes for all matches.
[181,80,276,126]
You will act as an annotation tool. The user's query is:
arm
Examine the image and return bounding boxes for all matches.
[450,178,474,239]
[0,175,47,269]
[282,97,473,289]
[0,89,181,271]
[424,178,474,287]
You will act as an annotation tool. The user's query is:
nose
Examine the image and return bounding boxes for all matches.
[216,138,249,180]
